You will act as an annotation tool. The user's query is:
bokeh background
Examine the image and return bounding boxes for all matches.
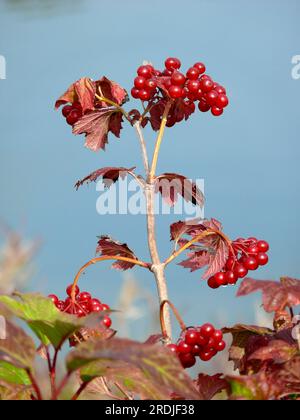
[0,0,299,365]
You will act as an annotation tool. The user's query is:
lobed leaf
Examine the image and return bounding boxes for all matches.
[75,167,136,190]
[195,374,228,400]
[96,236,138,271]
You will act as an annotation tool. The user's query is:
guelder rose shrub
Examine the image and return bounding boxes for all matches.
[0,58,299,400]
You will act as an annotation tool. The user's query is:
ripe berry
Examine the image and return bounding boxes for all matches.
[193,62,206,74]
[197,334,208,347]
[100,303,110,311]
[244,256,259,271]
[179,353,196,368]
[234,264,248,279]
[165,57,181,71]
[214,85,226,94]
[57,300,65,311]
[168,85,184,99]
[205,90,219,106]
[211,106,223,116]
[66,284,79,297]
[225,270,238,285]
[89,298,102,313]
[185,100,196,113]
[134,76,146,89]
[212,330,223,343]
[139,89,151,101]
[198,101,211,112]
[215,94,229,108]
[191,344,202,355]
[144,79,157,90]
[171,71,186,86]
[200,78,214,92]
[200,323,215,338]
[248,244,260,255]
[208,276,219,289]
[131,87,140,99]
[77,292,92,303]
[102,316,112,329]
[48,294,59,305]
[199,350,214,362]
[257,240,270,253]
[185,329,199,345]
[62,105,73,118]
[66,109,82,126]
[225,257,235,271]
[186,67,200,80]
[214,272,227,287]
[72,102,82,110]
[216,340,226,352]
[167,344,178,354]
[187,79,200,93]
[257,252,269,266]
[137,65,152,79]
[177,341,192,354]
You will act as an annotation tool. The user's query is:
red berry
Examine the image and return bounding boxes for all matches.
[177,341,192,354]
[185,100,196,113]
[225,270,238,285]
[131,87,140,99]
[195,88,204,100]
[134,76,146,89]
[211,106,223,116]
[205,90,219,106]
[179,353,196,368]
[100,303,110,312]
[62,105,73,118]
[225,257,235,271]
[198,100,211,112]
[48,294,59,306]
[186,67,200,80]
[185,329,199,345]
[215,94,229,108]
[207,337,218,349]
[56,300,65,311]
[208,276,219,289]
[200,78,214,92]
[244,256,259,271]
[80,302,90,313]
[102,316,112,329]
[77,292,91,303]
[187,79,200,93]
[66,109,82,126]
[199,350,214,362]
[216,340,226,352]
[167,344,178,354]
[168,85,184,99]
[191,344,202,355]
[138,89,151,101]
[234,264,248,279]
[89,299,102,313]
[144,79,157,90]
[171,71,186,86]
[248,244,260,255]
[72,102,82,110]
[212,330,223,343]
[76,308,86,318]
[137,65,152,79]
[257,240,270,253]
[197,334,208,347]
[66,285,79,297]
[214,272,227,287]
[200,323,215,338]
[257,252,269,266]
[193,62,206,74]
[165,57,181,71]
[214,85,226,94]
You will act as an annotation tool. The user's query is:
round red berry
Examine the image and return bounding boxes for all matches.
[212,330,223,343]
[168,85,184,99]
[225,270,238,285]
[191,344,202,355]
[200,78,214,92]
[216,340,226,352]
[137,65,152,79]
[138,89,151,101]
[248,244,260,255]
[177,341,192,354]
[171,71,186,86]
[77,292,91,303]
[56,300,65,311]
[48,294,59,306]
[206,90,219,106]
[257,240,269,253]
[144,79,157,90]
[131,87,140,99]
[225,257,236,271]
[62,105,73,118]
[167,344,178,354]
[134,76,146,89]
[66,109,82,126]
[215,94,229,108]
[193,62,206,74]
[165,57,181,71]
[257,252,269,266]
[214,85,226,94]
[234,264,248,279]
[198,101,211,113]
[66,284,79,297]
[200,323,215,338]
[197,333,208,347]
[186,67,200,80]
[199,350,214,362]
[187,79,200,93]
[179,353,196,368]
[185,329,199,345]
[211,106,223,116]
[89,299,102,313]
[100,303,110,312]
[214,272,227,287]
[102,316,112,329]
[244,256,259,271]
[208,276,219,289]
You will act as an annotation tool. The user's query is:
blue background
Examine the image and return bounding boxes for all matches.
[0,0,299,343]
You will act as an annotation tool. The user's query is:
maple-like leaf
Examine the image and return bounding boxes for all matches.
[195,374,228,400]
[96,76,128,106]
[73,109,123,152]
[155,173,204,207]
[237,277,300,312]
[55,77,96,113]
[249,339,298,365]
[96,236,138,270]
[179,251,210,272]
[75,167,136,190]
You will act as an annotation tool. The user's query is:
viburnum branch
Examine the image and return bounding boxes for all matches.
[95,93,130,122]
[160,300,187,340]
[149,101,172,181]
[164,229,234,266]
[71,256,151,301]
[133,121,150,174]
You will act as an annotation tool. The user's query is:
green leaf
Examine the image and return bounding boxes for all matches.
[229,378,254,400]
[66,338,201,400]
[0,361,31,386]
[0,320,35,369]
[0,293,83,348]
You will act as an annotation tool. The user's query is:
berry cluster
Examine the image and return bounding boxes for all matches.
[48,284,112,329]
[167,324,226,369]
[131,57,229,119]
[61,102,83,126]
[208,239,270,289]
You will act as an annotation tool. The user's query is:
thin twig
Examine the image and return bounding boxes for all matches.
[27,369,43,401]
[95,93,130,122]
[133,121,150,174]
[71,381,92,401]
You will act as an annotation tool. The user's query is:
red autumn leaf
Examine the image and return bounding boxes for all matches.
[144,334,164,345]
[75,167,136,190]
[155,173,204,207]
[96,76,128,106]
[202,238,229,279]
[237,277,300,312]
[196,374,229,400]
[170,220,206,243]
[249,339,297,364]
[55,77,96,113]
[73,109,123,152]
[149,100,167,131]
[96,236,138,271]
[179,251,210,272]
